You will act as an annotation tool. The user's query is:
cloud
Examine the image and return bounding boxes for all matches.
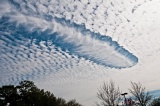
[1,0,160,105]
[1,1,138,67]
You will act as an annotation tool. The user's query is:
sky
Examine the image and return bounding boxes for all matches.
[0,0,160,105]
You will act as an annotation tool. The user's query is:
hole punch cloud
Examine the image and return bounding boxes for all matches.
[0,1,138,69]
[2,0,160,105]
[0,0,138,85]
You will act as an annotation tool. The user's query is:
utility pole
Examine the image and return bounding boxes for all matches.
[121,93,128,106]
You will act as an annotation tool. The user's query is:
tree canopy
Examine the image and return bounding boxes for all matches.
[0,80,82,106]
[150,97,160,106]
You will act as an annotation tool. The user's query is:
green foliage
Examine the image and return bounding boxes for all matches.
[0,80,82,106]
[150,97,160,106]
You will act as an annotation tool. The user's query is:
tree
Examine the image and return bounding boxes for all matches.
[0,85,19,106]
[0,80,82,106]
[149,97,160,106]
[67,99,82,106]
[96,80,121,106]
[129,82,152,106]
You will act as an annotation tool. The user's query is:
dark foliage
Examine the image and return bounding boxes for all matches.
[0,80,82,106]
[150,97,160,106]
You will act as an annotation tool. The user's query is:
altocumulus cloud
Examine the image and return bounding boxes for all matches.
[2,0,160,105]
[0,0,138,85]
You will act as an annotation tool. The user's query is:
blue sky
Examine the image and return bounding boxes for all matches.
[0,0,160,105]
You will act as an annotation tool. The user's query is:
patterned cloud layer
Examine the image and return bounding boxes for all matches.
[0,0,138,85]
[1,0,160,105]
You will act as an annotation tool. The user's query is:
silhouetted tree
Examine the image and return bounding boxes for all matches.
[96,80,121,106]
[149,97,160,106]
[129,82,152,106]
[0,80,82,106]
[67,99,82,106]
[0,85,19,106]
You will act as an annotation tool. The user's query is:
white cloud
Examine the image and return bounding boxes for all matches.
[0,0,160,105]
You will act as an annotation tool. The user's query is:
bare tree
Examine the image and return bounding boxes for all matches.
[96,80,121,106]
[129,82,152,106]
